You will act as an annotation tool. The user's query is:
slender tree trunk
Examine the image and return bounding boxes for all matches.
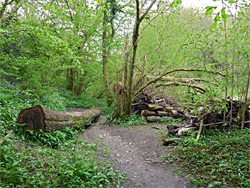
[230,3,238,125]
[66,68,74,90]
[102,11,112,106]
[241,65,250,130]
[126,0,140,116]
[124,0,157,116]
[223,13,229,125]
[121,34,129,116]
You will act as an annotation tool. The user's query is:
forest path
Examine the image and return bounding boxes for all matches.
[80,116,192,188]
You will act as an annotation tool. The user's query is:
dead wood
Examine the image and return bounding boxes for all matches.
[147,76,209,83]
[196,118,203,141]
[165,107,174,111]
[133,68,225,99]
[169,110,178,118]
[146,116,161,122]
[155,82,206,94]
[17,105,100,132]
[178,127,197,136]
[141,110,168,117]
[163,138,182,145]
[141,110,156,116]
[148,104,164,111]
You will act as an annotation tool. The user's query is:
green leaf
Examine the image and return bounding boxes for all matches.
[214,13,220,22]
[170,0,182,7]
[177,0,182,4]
[221,7,229,22]
[170,1,177,7]
[205,6,217,16]
[227,0,235,3]
[210,21,217,29]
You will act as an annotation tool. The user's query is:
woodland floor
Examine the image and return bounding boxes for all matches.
[67,108,192,188]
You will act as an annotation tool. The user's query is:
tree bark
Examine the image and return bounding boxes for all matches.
[133,68,225,99]
[125,0,157,116]
[146,116,161,122]
[141,110,168,117]
[17,105,100,132]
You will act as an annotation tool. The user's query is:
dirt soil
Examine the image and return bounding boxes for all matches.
[67,108,191,188]
[82,127,189,186]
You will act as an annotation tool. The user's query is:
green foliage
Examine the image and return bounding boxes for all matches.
[59,89,106,108]
[170,0,182,8]
[156,117,182,124]
[107,114,148,127]
[168,129,250,187]
[101,104,114,115]
[16,127,78,149]
[0,24,74,92]
[0,135,122,187]
[0,81,122,188]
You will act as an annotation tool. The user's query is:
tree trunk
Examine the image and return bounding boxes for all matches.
[17,105,100,132]
[102,10,113,107]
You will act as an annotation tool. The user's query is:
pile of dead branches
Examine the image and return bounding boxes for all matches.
[168,99,250,137]
[132,92,187,122]
[132,93,250,144]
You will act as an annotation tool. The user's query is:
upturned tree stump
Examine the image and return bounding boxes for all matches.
[17,105,100,132]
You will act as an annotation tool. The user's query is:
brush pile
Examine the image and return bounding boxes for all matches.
[133,93,250,143]
[132,92,187,122]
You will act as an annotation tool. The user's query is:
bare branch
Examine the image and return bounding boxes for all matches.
[155,82,206,94]
[139,0,157,23]
[133,68,225,98]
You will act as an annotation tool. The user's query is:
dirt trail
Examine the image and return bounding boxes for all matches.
[81,122,192,188]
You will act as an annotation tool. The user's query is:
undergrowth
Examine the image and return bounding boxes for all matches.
[163,128,250,188]
[0,83,122,187]
[102,105,182,127]
[107,114,148,127]
[0,131,122,187]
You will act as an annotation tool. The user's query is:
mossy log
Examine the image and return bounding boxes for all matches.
[17,105,100,132]
[165,107,174,111]
[148,104,164,111]
[141,110,168,117]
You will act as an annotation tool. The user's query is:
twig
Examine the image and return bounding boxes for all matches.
[196,118,203,141]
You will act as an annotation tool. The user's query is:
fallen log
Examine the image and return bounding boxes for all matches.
[146,116,161,122]
[169,110,178,118]
[141,110,168,117]
[148,105,164,111]
[178,127,197,136]
[17,105,100,132]
[132,103,149,113]
[165,107,174,111]
[163,138,183,145]
[141,110,156,117]
[157,111,169,116]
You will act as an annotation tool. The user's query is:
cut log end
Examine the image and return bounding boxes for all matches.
[17,105,46,131]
